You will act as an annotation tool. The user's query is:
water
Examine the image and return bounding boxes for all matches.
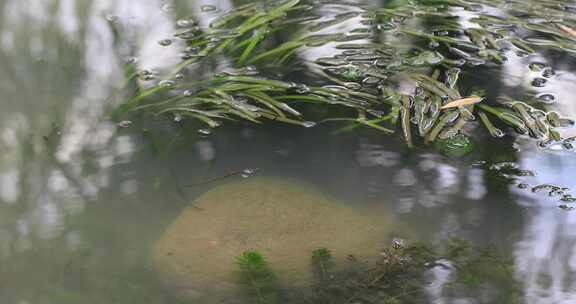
[1,0,576,303]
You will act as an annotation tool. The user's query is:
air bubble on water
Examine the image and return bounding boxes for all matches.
[535,93,556,104]
[491,128,505,138]
[208,121,221,128]
[531,77,547,87]
[183,90,195,96]
[106,15,119,23]
[125,56,138,64]
[173,114,183,122]
[181,53,194,60]
[428,41,440,49]
[529,62,546,72]
[290,83,310,94]
[302,121,317,128]
[517,183,529,189]
[117,120,132,128]
[198,129,212,136]
[186,46,200,54]
[243,66,258,75]
[140,74,155,81]
[159,39,173,46]
[240,168,258,178]
[161,3,176,12]
[201,5,217,12]
[159,80,176,88]
[377,22,396,31]
[542,67,555,78]
[175,31,196,40]
[174,73,185,81]
[177,19,195,28]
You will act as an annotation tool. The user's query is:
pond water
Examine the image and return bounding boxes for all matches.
[1,0,576,303]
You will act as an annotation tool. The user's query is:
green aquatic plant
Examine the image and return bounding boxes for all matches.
[297,239,519,304]
[235,250,279,304]
[311,248,335,282]
[434,133,474,156]
[115,0,576,151]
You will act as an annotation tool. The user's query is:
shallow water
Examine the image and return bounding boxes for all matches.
[1,0,576,303]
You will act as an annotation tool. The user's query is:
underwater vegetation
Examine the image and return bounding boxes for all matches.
[234,238,521,304]
[115,0,576,153]
[235,251,280,304]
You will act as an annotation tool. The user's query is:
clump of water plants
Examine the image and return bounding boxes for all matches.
[232,239,520,304]
[235,250,280,304]
[116,0,576,152]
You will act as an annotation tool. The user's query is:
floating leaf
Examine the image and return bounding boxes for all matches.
[441,96,483,109]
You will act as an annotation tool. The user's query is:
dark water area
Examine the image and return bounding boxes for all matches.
[1,0,576,303]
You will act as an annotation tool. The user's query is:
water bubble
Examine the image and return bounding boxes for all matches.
[242,66,258,75]
[490,128,505,138]
[428,41,440,49]
[161,3,176,12]
[302,121,317,128]
[117,120,132,128]
[125,56,138,64]
[174,114,183,122]
[175,31,196,40]
[201,5,217,12]
[542,67,555,78]
[183,90,195,96]
[174,73,185,81]
[139,70,155,81]
[181,53,194,60]
[159,80,176,88]
[198,129,212,136]
[531,77,547,87]
[176,19,195,28]
[240,168,257,178]
[106,15,119,23]
[289,83,310,94]
[186,46,200,54]
[535,93,556,104]
[159,39,173,46]
[517,183,529,189]
[377,22,396,31]
[529,62,546,71]
[392,238,405,249]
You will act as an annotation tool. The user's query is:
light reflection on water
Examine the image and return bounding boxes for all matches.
[0,0,575,303]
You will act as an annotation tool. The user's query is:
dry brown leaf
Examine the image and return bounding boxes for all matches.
[558,24,576,38]
[441,96,483,109]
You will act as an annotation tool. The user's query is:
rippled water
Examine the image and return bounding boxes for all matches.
[1,0,576,303]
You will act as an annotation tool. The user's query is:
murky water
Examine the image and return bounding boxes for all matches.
[1,0,576,303]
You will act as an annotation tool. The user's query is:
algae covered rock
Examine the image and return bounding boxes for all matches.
[151,177,392,302]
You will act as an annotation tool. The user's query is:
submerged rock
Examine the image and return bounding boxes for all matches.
[151,177,392,302]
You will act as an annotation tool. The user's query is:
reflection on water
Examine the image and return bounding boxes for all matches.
[0,0,575,303]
